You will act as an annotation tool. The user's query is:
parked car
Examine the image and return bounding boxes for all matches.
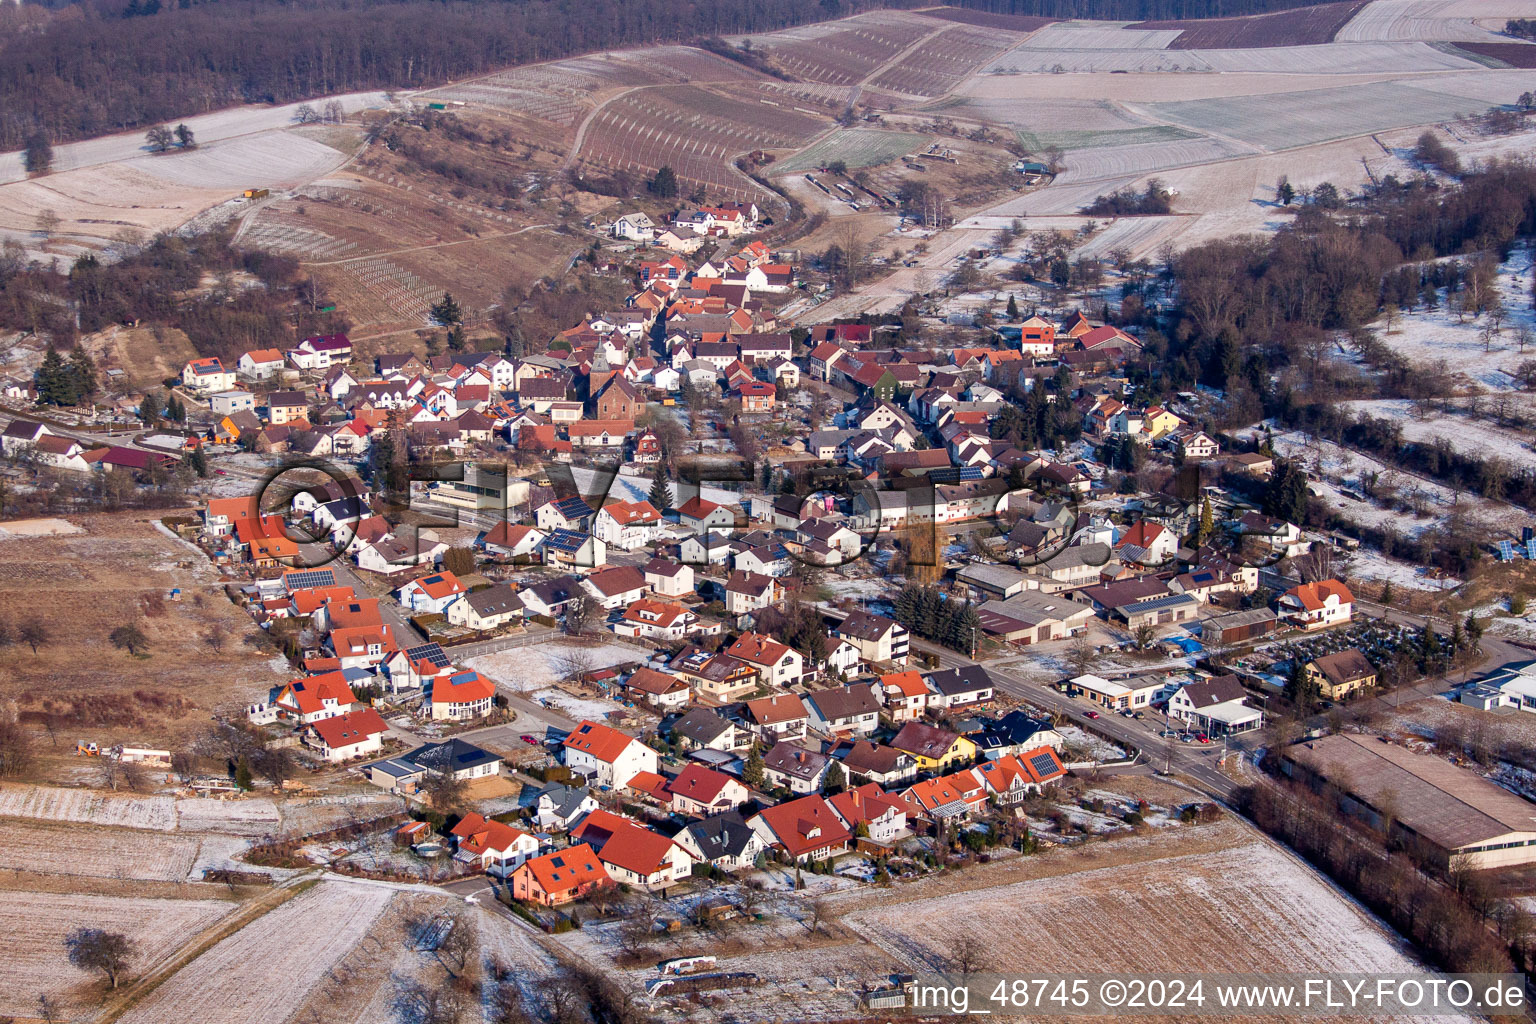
[1085,710,1100,719]
[520,734,537,745]
[1195,732,1211,744]
[1119,709,1135,717]
[1133,712,1145,719]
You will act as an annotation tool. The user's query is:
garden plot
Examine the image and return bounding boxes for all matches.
[468,642,643,694]
[1343,545,1456,590]
[1334,0,1533,42]
[1057,725,1129,763]
[0,820,202,881]
[773,129,927,174]
[118,880,393,1024]
[1145,81,1486,151]
[1071,216,1192,260]
[176,797,283,836]
[0,784,176,830]
[1,890,234,1017]
[845,841,1438,979]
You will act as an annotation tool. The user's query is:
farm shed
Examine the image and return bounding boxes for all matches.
[1202,607,1277,644]
[1282,733,1536,870]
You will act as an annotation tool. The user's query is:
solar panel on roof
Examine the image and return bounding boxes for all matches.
[1029,752,1058,777]
[405,642,451,669]
[283,568,337,592]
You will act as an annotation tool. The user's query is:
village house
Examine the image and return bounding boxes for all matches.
[1166,674,1265,735]
[593,500,663,551]
[726,632,804,688]
[834,740,918,787]
[723,570,780,617]
[395,570,467,614]
[621,667,692,710]
[670,708,747,753]
[571,809,696,891]
[667,764,750,817]
[304,707,389,762]
[272,672,358,724]
[673,814,764,872]
[563,719,658,788]
[369,739,502,792]
[669,646,759,702]
[581,565,647,609]
[182,357,236,393]
[889,721,977,772]
[510,848,611,906]
[614,598,699,640]
[879,671,930,723]
[923,666,996,709]
[742,694,810,743]
[644,557,695,598]
[1280,579,1354,630]
[748,793,852,863]
[451,812,540,876]
[532,782,599,831]
[1306,649,1378,701]
[430,669,496,721]
[762,741,830,794]
[445,585,524,631]
[829,783,909,845]
[805,683,882,738]
[830,611,909,668]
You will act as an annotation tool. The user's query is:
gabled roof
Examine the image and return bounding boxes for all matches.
[309,707,389,749]
[585,565,646,597]
[279,671,357,715]
[563,720,637,763]
[726,632,793,667]
[806,684,881,723]
[744,693,807,725]
[600,500,661,526]
[432,669,495,705]
[680,813,758,860]
[753,794,851,857]
[451,811,533,856]
[837,740,912,775]
[835,610,900,642]
[625,667,688,696]
[1309,648,1375,685]
[404,570,465,601]
[668,764,738,804]
[923,665,995,697]
[762,741,827,780]
[1284,579,1354,611]
[516,848,609,894]
[889,721,963,760]
[677,496,723,520]
[672,708,734,745]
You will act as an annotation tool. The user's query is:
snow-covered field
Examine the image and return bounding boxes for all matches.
[468,641,643,695]
[1057,725,1130,762]
[0,784,177,830]
[117,880,392,1024]
[1,891,235,1017]
[0,821,202,881]
[1343,545,1460,590]
[1365,257,1536,392]
[845,841,1448,984]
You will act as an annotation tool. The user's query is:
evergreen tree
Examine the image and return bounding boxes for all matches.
[429,291,463,327]
[234,757,253,790]
[647,472,674,512]
[1449,619,1466,653]
[954,602,981,656]
[24,132,53,175]
[1198,496,1214,543]
[649,165,679,199]
[893,585,919,629]
[1006,293,1019,319]
[825,761,846,794]
[1263,459,1308,523]
[186,444,208,478]
[69,348,97,401]
[743,746,764,789]
[139,390,162,424]
[1284,660,1317,711]
[166,395,185,422]
[34,346,75,405]
[1379,580,1394,606]
[1464,611,1483,644]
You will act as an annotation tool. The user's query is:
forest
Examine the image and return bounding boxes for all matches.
[2,0,1357,149]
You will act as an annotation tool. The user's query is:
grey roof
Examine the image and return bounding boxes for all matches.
[404,739,500,774]
[978,592,1095,628]
[763,741,828,780]
[680,813,758,860]
[1284,733,1536,851]
[672,708,734,744]
[1203,607,1277,631]
[836,740,912,775]
[535,782,592,820]
[464,585,524,617]
[925,665,995,697]
[1178,674,1248,709]
[806,684,881,723]
[834,610,901,642]
[956,562,1031,592]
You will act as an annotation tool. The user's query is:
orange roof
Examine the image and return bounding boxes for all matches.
[602,500,661,526]
[727,632,792,668]
[1284,579,1354,611]
[975,747,1065,790]
[829,782,905,827]
[567,419,634,438]
[745,693,807,725]
[291,585,357,615]
[206,496,258,522]
[406,570,465,601]
[593,820,679,876]
[432,669,495,705]
[323,598,381,630]
[515,848,609,896]
[880,670,928,699]
[278,671,357,716]
[249,534,300,560]
[1118,520,1167,549]
[624,667,687,696]
[309,708,388,750]
[677,496,721,520]
[329,624,398,659]
[626,770,672,801]
[451,812,533,856]
[563,720,636,763]
[244,348,283,363]
[622,599,690,628]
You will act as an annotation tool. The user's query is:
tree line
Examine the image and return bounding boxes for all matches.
[3,0,1361,151]
[0,0,892,150]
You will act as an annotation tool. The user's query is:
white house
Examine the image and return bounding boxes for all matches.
[445,585,524,631]
[451,812,541,877]
[1278,579,1354,630]
[182,357,236,393]
[304,708,389,762]
[726,632,804,688]
[395,570,467,614]
[237,349,285,380]
[644,557,694,597]
[611,212,656,241]
[563,720,659,788]
[593,500,663,551]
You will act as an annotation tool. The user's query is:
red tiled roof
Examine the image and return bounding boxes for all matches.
[563,720,635,763]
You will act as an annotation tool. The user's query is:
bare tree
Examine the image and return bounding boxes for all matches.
[562,595,597,637]
[35,209,60,240]
[64,928,138,989]
[436,911,477,977]
[205,622,228,652]
[947,934,988,977]
[806,895,828,935]
[1065,632,1094,679]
